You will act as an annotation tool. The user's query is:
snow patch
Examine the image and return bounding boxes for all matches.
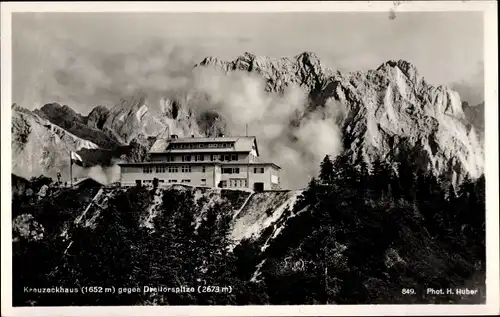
[74,188,104,225]
[231,191,301,242]
[141,189,163,229]
[193,191,225,230]
[261,205,308,252]
[250,259,267,283]
[232,193,254,220]
[136,104,148,122]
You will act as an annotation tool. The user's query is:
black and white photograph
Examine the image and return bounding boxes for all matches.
[1,1,499,316]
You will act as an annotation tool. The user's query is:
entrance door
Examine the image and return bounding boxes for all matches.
[136,180,142,186]
[253,182,264,192]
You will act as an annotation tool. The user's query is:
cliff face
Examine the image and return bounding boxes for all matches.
[34,103,121,149]
[462,101,485,144]
[197,52,330,94]
[326,60,483,184]
[197,54,485,185]
[11,106,99,180]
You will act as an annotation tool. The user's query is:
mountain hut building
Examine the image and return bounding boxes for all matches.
[118,135,281,191]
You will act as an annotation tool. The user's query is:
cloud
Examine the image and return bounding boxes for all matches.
[181,67,344,188]
[450,62,484,106]
[13,27,344,189]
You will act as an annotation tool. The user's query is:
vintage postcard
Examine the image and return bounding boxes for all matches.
[1,1,498,316]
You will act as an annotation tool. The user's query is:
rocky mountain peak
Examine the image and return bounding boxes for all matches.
[86,105,110,130]
[116,91,148,113]
[196,56,228,71]
[374,59,425,90]
[37,103,85,122]
[377,59,419,76]
[196,51,328,93]
[295,51,321,67]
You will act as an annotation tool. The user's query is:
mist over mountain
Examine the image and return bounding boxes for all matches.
[12,52,484,189]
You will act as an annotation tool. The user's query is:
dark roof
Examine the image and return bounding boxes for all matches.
[149,136,259,156]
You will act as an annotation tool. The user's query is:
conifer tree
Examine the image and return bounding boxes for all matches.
[319,155,335,184]
[301,177,320,207]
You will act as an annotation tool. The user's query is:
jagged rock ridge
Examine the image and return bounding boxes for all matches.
[34,103,121,149]
[12,52,485,187]
[197,51,331,94]
[198,53,485,185]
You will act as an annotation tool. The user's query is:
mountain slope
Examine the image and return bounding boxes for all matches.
[463,101,485,144]
[197,54,484,185]
[13,52,484,188]
[12,105,99,180]
[34,103,121,149]
[12,164,485,305]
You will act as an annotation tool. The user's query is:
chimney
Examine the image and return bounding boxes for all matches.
[170,134,178,139]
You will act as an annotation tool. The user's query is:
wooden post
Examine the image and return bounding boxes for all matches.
[70,151,73,188]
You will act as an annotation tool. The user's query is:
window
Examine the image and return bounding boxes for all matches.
[220,180,227,188]
[168,166,178,173]
[211,154,216,161]
[224,155,230,161]
[195,154,204,161]
[202,166,206,173]
[182,155,191,162]
[181,179,191,183]
[222,167,240,174]
[232,179,247,187]
[143,166,153,174]
[168,179,178,183]
[166,156,175,162]
[199,144,205,148]
[156,166,166,173]
[254,167,265,174]
[159,180,165,183]
[231,154,237,161]
[182,166,192,173]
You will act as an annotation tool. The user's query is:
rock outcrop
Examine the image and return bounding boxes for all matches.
[12,105,99,180]
[34,103,120,149]
[197,51,330,94]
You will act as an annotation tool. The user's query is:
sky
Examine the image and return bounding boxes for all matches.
[12,11,485,113]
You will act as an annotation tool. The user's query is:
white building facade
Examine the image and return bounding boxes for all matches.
[119,135,281,191]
